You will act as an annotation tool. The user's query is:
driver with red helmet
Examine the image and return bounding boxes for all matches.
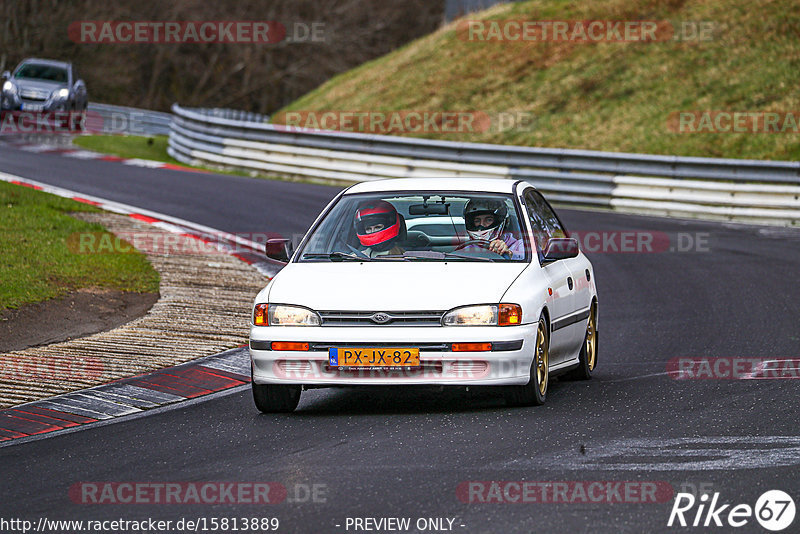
[354,200,405,257]
[460,198,524,259]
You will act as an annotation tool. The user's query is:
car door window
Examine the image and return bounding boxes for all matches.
[524,190,567,253]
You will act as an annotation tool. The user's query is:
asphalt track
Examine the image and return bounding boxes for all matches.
[1,142,799,533]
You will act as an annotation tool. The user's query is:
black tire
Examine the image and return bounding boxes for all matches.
[505,316,549,407]
[565,302,598,381]
[252,382,301,413]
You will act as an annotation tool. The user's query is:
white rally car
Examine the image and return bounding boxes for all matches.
[249,178,598,412]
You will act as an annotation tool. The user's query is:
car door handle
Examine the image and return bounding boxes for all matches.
[567,277,573,290]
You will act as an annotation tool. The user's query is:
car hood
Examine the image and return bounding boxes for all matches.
[266,261,528,311]
[12,79,65,92]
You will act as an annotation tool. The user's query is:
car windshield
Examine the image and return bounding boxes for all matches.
[14,63,68,83]
[298,192,529,262]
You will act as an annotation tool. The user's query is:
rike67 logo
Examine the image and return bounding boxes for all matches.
[668,490,796,531]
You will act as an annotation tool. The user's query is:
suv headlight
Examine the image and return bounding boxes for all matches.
[2,81,17,96]
[442,304,522,326]
[254,304,321,326]
[54,88,69,100]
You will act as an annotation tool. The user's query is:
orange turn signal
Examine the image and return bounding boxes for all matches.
[254,303,268,326]
[451,342,492,352]
[271,341,310,351]
[499,303,522,326]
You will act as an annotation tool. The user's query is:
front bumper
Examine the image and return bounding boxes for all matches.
[249,324,537,386]
[1,96,69,111]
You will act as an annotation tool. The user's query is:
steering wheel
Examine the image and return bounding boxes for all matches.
[453,239,507,259]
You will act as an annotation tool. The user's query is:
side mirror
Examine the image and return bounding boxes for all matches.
[543,238,579,262]
[265,238,293,263]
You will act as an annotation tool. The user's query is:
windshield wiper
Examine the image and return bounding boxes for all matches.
[301,252,370,261]
[441,252,496,262]
[400,251,495,262]
[302,251,496,262]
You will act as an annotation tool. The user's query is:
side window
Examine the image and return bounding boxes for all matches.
[524,190,567,253]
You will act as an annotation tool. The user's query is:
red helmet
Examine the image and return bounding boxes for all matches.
[354,200,400,248]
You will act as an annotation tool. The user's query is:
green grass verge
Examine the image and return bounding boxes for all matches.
[73,135,179,162]
[278,0,800,161]
[0,181,160,310]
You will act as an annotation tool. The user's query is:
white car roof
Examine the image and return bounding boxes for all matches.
[345,177,523,195]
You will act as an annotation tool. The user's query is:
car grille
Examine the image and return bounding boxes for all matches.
[19,89,49,101]
[318,310,445,327]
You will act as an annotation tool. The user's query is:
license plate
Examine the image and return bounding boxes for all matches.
[329,347,420,368]
[21,103,44,111]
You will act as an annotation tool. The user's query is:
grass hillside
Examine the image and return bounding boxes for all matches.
[279,0,800,160]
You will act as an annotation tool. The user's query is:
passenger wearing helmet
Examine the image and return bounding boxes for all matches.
[460,198,524,259]
[353,200,405,257]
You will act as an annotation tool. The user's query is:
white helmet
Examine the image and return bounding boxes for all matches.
[463,199,507,242]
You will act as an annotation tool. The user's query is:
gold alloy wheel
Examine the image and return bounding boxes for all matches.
[536,320,549,396]
[586,305,597,371]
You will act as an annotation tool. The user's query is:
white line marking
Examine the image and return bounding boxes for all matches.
[507,436,800,471]
[603,371,672,382]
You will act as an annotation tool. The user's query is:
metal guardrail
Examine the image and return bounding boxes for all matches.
[87,103,173,136]
[168,104,800,226]
[87,103,265,137]
[184,106,270,124]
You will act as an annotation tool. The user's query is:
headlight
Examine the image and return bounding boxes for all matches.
[2,81,16,95]
[443,305,497,326]
[254,304,321,326]
[54,88,70,99]
[442,304,522,326]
